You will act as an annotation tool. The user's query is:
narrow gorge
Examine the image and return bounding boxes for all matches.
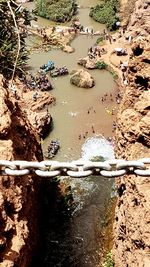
[0,0,149,266]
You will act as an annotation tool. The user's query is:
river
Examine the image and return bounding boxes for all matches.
[25,0,117,266]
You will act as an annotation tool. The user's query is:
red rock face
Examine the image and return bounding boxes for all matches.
[113,0,150,265]
[0,75,43,267]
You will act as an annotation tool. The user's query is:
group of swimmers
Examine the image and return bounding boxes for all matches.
[87,106,96,114]
[100,92,122,105]
[78,129,115,144]
[78,125,95,140]
[101,93,113,103]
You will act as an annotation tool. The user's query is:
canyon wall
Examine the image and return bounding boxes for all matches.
[113,0,150,266]
[0,75,43,267]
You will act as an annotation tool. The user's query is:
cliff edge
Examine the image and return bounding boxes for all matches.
[113,0,150,266]
[0,75,43,267]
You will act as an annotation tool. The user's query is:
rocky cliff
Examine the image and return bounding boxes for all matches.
[0,75,43,267]
[113,0,150,266]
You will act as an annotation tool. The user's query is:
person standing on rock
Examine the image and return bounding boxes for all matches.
[91,28,94,35]
[108,35,112,44]
[80,25,84,32]
[51,26,55,33]
[32,91,38,101]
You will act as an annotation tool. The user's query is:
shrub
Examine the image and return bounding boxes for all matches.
[102,251,114,267]
[89,0,120,31]
[96,61,108,69]
[107,66,118,79]
[36,0,78,22]
[96,36,104,44]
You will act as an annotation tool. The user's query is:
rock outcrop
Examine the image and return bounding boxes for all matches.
[62,45,74,53]
[78,57,98,69]
[27,111,52,139]
[70,69,95,88]
[11,78,55,139]
[0,75,43,267]
[113,0,150,266]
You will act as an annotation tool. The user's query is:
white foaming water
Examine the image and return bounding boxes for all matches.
[70,135,115,214]
[81,135,114,161]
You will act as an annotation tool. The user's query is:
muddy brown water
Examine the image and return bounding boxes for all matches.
[26,1,117,266]
[28,41,118,160]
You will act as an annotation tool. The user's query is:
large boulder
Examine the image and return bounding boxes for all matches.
[78,57,98,69]
[62,45,74,53]
[70,69,95,88]
[27,111,52,139]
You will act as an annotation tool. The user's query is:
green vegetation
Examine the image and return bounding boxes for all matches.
[107,66,118,79]
[96,61,108,69]
[94,59,119,80]
[0,0,32,78]
[89,0,120,31]
[36,0,77,22]
[96,36,104,44]
[95,61,118,80]
[102,251,114,267]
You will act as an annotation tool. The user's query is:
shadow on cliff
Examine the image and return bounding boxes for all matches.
[30,177,75,267]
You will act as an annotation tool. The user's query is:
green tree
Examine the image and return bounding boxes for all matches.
[0,0,32,78]
[36,0,77,22]
[89,0,120,31]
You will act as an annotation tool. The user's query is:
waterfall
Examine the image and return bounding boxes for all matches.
[81,134,114,161]
[69,135,114,214]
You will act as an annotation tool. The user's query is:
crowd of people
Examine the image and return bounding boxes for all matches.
[40,60,55,72]
[45,139,60,159]
[88,45,106,59]
[76,95,119,141]
[50,66,69,77]
[26,73,53,92]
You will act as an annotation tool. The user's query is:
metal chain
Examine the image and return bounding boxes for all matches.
[0,158,150,178]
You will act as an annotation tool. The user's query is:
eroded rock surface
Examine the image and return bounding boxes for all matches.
[0,75,43,267]
[113,0,150,265]
[27,111,52,139]
[10,78,55,139]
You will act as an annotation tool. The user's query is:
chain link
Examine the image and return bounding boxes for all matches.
[0,159,149,178]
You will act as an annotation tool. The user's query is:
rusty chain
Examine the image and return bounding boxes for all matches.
[0,159,150,178]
